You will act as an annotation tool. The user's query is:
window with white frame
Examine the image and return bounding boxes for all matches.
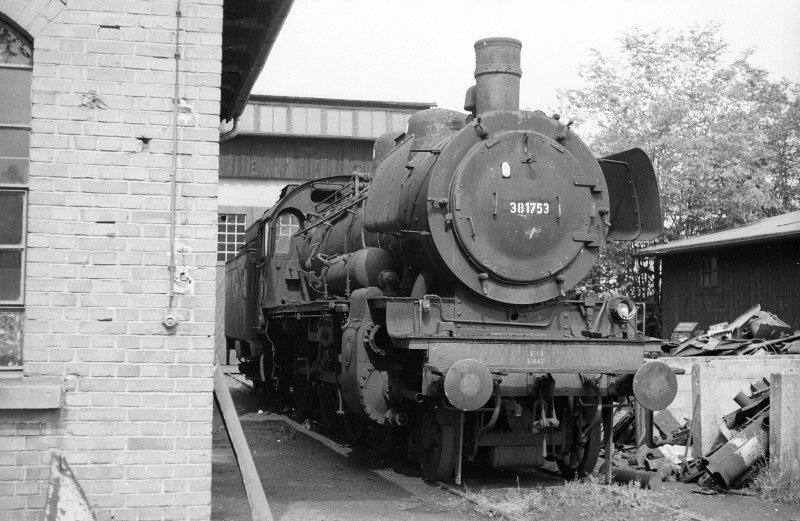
[217,213,247,262]
[274,212,300,255]
[0,15,32,368]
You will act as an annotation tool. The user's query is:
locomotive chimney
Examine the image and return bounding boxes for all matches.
[473,37,522,116]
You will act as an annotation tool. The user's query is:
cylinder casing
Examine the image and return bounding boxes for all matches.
[321,248,395,296]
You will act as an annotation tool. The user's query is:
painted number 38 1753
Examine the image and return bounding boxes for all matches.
[509,201,550,215]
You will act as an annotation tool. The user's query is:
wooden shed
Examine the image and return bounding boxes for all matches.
[639,211,800,337]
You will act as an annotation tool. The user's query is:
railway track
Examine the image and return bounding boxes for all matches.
[215,371,490,521]
[219,371,716,521]
[220,371,569,521]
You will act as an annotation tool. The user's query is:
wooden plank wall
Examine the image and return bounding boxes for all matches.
[215,264,227,364]
[220,135,374,181]
[661,238,800,335]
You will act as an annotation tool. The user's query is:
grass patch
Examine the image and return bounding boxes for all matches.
[465,475,690,521]
[750,462,800,505]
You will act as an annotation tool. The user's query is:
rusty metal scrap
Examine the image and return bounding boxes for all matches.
[703,417,769,488]
[619,377,777,491]
[600,462,665,490]
[666,304,799,357]
[689,378,774,491]
[653,409,682,436]
[743,311,794,340]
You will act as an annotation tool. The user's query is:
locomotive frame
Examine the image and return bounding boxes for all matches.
[225,37,677,482]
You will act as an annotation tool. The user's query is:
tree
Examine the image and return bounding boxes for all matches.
[559,23,799,303]
[765,83,800,211]
[559,23,798,238]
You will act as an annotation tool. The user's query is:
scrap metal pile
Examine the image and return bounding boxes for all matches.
[601,304,798,491]
[608,379,773,493]
[605,409,694,488]
[693,378,770,490]
[663,304,800,357]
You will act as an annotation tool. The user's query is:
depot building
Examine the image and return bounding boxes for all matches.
[0,0,291,518]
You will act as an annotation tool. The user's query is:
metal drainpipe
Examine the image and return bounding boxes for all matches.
[165,0,182,328]
[219,117,240,143]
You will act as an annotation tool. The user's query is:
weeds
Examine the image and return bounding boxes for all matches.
[750,462,800,505]
[465,475,689,521]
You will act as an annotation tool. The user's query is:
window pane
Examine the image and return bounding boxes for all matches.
[258,105,273,133]
[291,107,306,134]
[0,191,24,245]
[273,106,287,133]
[0,308,23,367]
[0,69,31,125]
[340,110,353,136]
[356,111,371,137]
[0,250,22,302]
[701,256,718,287]
[238,104,255,132]
[0,21,33,66]
[0,158,28,185]
[326,110,340,136]
[391,112,406,133]
[372,111,387,137]
[306,108,321,135]
[0,127,30,158]
[216,213,246,262]
[275,213,300,254]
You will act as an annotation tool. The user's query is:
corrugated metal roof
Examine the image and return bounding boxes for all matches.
[248,94,436,111]
[221,0,294,121]
[638,211,800,256]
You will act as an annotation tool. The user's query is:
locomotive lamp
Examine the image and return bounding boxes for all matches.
[609,297,638,322]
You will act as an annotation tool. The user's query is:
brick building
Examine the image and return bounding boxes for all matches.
[0,0,291,519]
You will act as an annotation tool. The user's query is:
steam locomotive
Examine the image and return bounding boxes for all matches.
[225,37,677,481]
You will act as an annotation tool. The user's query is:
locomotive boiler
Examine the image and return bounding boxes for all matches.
[226,37,676,481]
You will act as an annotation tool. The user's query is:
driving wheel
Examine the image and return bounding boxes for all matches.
[291,372,312,418]
[317,382,340,429]
[341,408,366,445]
[557,399,601,480]
[416,408,458,481]
[369,424,397,457]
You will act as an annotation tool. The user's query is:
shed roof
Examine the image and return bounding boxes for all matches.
[638,211,800,256]
[248,94,436,111]
[220,0,294,121]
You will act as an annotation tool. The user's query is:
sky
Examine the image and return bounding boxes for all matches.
[253,0,800,114]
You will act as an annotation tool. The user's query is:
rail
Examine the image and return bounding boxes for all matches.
[294,192,369,237]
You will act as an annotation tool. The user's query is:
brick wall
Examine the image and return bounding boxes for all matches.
[0,1,222,519]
